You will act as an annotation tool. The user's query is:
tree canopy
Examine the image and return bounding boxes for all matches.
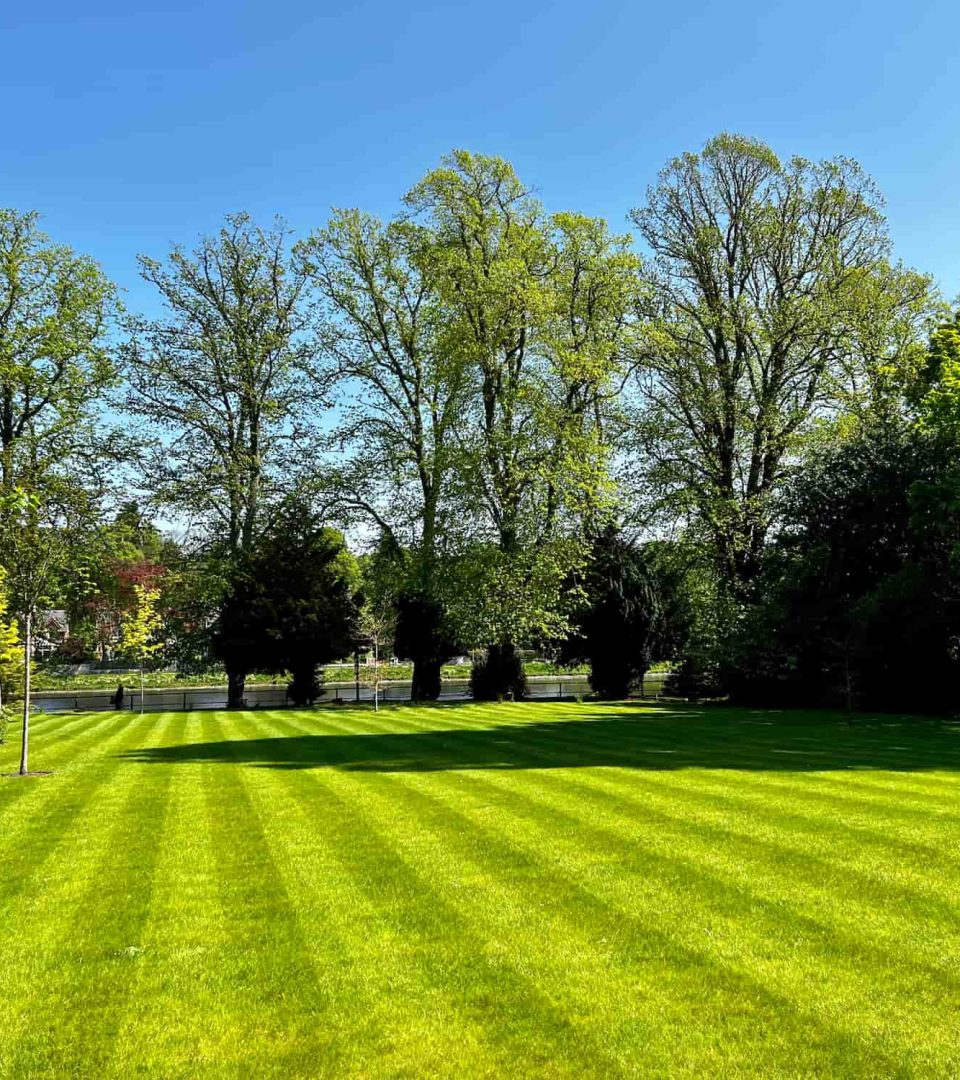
[213,504,361,706]
[1,133,956,723]
[124,213,311,555]
[630,133,935,592]
[0,209,117,500]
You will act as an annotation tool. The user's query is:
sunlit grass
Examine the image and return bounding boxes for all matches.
[2,701,959,1077]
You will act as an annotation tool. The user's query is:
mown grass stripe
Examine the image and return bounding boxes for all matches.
[107,713,229,1076]
[190,710,336,1077]
[261,706,960,1072]
[0,712,173,1076]
[380,754,956,1075]
[228,709,513,1077]
[219,708,960,946]
[274,700,957,782]
[377,703,960,872]
[6,701,960,1077]
[451,756,960,1041]
[268,708,911,1077]
[276,708,945,1071]
[246,708,629,1078]
[0,709,133,815]
[442,747,960,984]
[0,710,166,911]
[538,762,960,907]
[598,765,960,882]
[9,713,186,1077]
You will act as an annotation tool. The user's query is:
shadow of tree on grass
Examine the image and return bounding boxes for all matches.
[119,704,960,773]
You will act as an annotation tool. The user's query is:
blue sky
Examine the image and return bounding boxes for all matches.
[3,0,960,311]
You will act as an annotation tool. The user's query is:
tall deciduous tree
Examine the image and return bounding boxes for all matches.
[296,209,467,698]
[406,152,638,693]
[406,151,551,569]
[124,214,311,705]
[630,133,935,593]
[0,209,117,497]
[539,212,644,528]
[124,213,310,554]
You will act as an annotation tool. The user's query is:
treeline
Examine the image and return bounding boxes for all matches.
[1,133,958,725]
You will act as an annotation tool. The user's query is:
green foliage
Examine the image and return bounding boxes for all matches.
[119,585,164,666]
[2,145,953,718]
[469,642,527,701]
[917,311,960,441]
[445,537,584,652]
[630,133,937,592]
[0,566,22,705]
[393,593,460,701]
[118,582,165,713]
[729,423,960,711]
[58,501,179,662]
[0,486,82,771]
[157,551,229,676]
[0,208,118,496]
[300,158,640,696]
[562,528,662,699]
[297,210,466,551]
[0,210,117,731]
[404,152,635,680]
[214,503,362,706]
[0,488,71,619]
[124,214,310,553]
[297,209,470,698]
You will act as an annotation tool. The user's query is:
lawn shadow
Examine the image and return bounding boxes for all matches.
[118,704,960,773]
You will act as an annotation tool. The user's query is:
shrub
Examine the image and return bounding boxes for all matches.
[470,644,527,701]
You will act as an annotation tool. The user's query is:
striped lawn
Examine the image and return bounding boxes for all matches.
[2,702,960,1077]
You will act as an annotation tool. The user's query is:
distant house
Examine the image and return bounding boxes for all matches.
[32,609,70,658]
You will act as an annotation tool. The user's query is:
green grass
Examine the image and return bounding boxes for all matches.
[2,702,960,1077]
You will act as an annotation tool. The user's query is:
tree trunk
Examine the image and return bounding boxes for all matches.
[18,611,31,776]
[227,669,246,709]
[411,657,443,702]
[140,663,145,716]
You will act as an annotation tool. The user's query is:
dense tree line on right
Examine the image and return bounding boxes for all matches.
[566,134,959,713]
[709,315,960,713]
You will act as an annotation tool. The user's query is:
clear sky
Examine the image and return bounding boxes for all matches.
[3,0,959,312]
